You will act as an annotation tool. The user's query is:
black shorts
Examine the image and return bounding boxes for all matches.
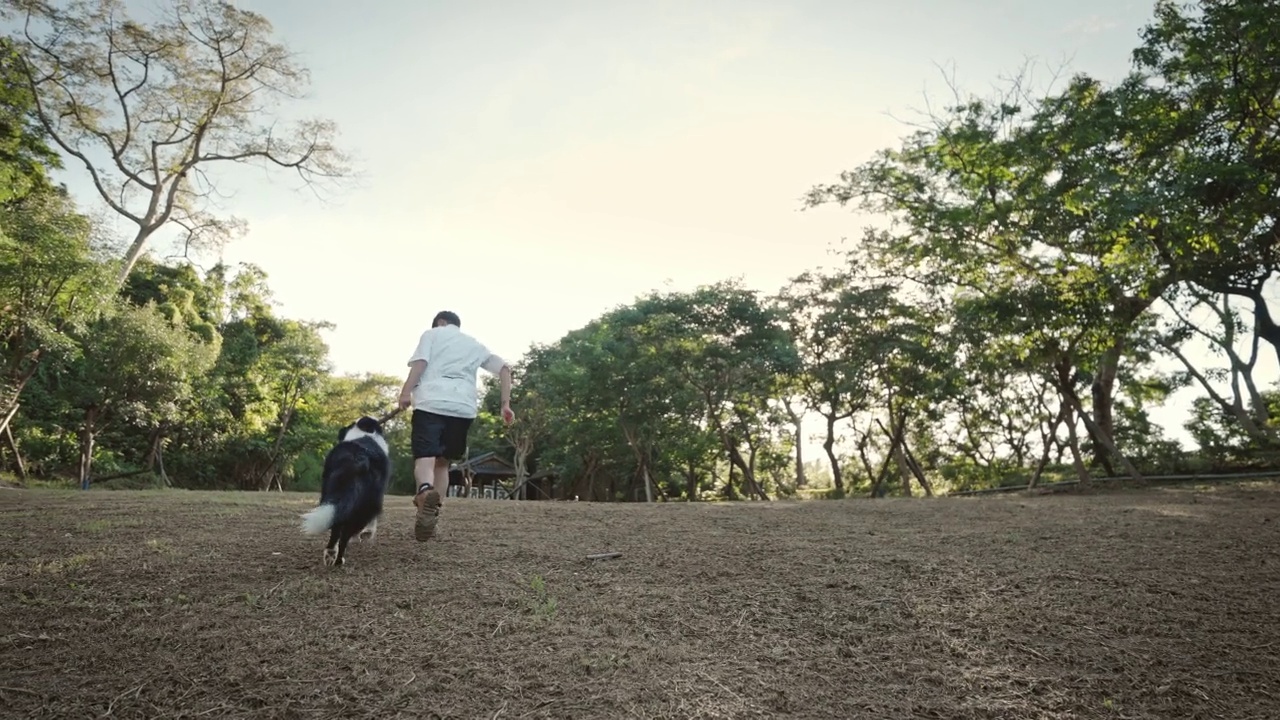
[411,410,474,461]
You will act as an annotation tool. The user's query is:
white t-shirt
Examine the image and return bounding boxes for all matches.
[407,324,507,419]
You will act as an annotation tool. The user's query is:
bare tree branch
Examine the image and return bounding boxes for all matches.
[7,0,354,285]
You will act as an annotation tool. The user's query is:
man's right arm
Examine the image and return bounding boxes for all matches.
[499,364,512,408]
[480,352,514,423]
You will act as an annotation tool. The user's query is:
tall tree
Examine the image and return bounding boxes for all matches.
[0,186,113,436]
[780,269,920,494]
[804,72,1156,478]
[1129,0,1280,363]
[7,0,352,283]
[638,281,801,500]
[0,37,60,203]
[61,299,217,488]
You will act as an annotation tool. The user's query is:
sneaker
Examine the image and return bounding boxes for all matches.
[414,484,442,541]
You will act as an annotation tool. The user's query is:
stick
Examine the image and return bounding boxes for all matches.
[377,406,406,424]
[586,552,622,561]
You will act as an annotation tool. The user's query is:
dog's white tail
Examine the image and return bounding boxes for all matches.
[300,503,337,535]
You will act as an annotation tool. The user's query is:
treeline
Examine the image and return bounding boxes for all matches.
[0,0,377,493]
[3,0,1278,500]
[465,0,1280,500]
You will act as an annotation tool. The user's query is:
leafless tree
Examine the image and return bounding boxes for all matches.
[6,0,353,285]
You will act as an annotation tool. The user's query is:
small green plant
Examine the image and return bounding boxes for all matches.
[527,574,557,619]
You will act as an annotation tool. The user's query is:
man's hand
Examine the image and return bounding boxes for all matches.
[398,388,413,411]
[501,403,515,425]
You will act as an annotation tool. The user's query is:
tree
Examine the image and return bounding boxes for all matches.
[250,318,332,490]
[503,380,552,499]
[637,281,801,500]
[1128,0,1280,366]
[0,186,113,437]
[1186,388,1280,468]
[0,37,60,203]
[779,269,925,494]
[1157,284,1280,450]
[520,314,707,502]
[61,299,217,488]
[804,71,1157,480]
[7,0,352,283]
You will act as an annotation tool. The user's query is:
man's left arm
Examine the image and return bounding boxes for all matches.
[400,331,434,409]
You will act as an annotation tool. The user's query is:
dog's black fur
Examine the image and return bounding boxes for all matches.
[299,416,392,567]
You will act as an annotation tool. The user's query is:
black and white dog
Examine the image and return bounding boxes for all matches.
[299,416,392,567]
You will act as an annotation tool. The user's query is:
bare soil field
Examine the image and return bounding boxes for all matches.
[2,483,1279,719]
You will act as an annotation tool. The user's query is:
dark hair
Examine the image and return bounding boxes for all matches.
[433,310,461,328]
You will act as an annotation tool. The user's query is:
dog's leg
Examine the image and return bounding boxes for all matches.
[324,528,340,566]
[335,530,353,567]
[358,514,379,542]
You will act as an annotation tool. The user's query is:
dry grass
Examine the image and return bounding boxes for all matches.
[1,483,1279,719]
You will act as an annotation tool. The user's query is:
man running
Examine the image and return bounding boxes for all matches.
[397,310,514,541]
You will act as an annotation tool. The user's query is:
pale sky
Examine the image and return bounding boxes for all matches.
[49,0,1277,455]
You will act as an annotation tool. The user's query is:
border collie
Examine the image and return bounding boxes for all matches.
[299,416,392,567]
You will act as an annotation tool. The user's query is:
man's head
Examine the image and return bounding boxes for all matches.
[432,310,461,328]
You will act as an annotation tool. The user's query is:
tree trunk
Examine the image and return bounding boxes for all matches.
[155,435,170,487]
[0,402,19,438]
[1160,332,1280,449]
[901,442,934,497]
[145,427,173,487]
[79,406,98,490]
[0,362,43,438]
[784,398,806,487]
[894,442,913,497]
[581,452,600,502]
[513,447,529,500]
[869,427,898,499]
[1064,406,1092,488]
[4,422,27,481]
[856,431,876,494]
[1089,342,1122,468]
[1029,403,1066,489]
[1065,388,1142,481]
[877,416,931,497]
[685,459,699,501]
[621,424,654,503]
[255,375,306,491]
[1229,281,1280,370]
[117,225,158,287]
[822,413,844,494]
[726,440,769,501]
[0,401,23,480]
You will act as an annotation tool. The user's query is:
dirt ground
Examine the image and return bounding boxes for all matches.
[2,484,1279,719]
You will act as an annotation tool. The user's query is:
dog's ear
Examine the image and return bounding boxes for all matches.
[355,416,383,435]
[338,423,351,443]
